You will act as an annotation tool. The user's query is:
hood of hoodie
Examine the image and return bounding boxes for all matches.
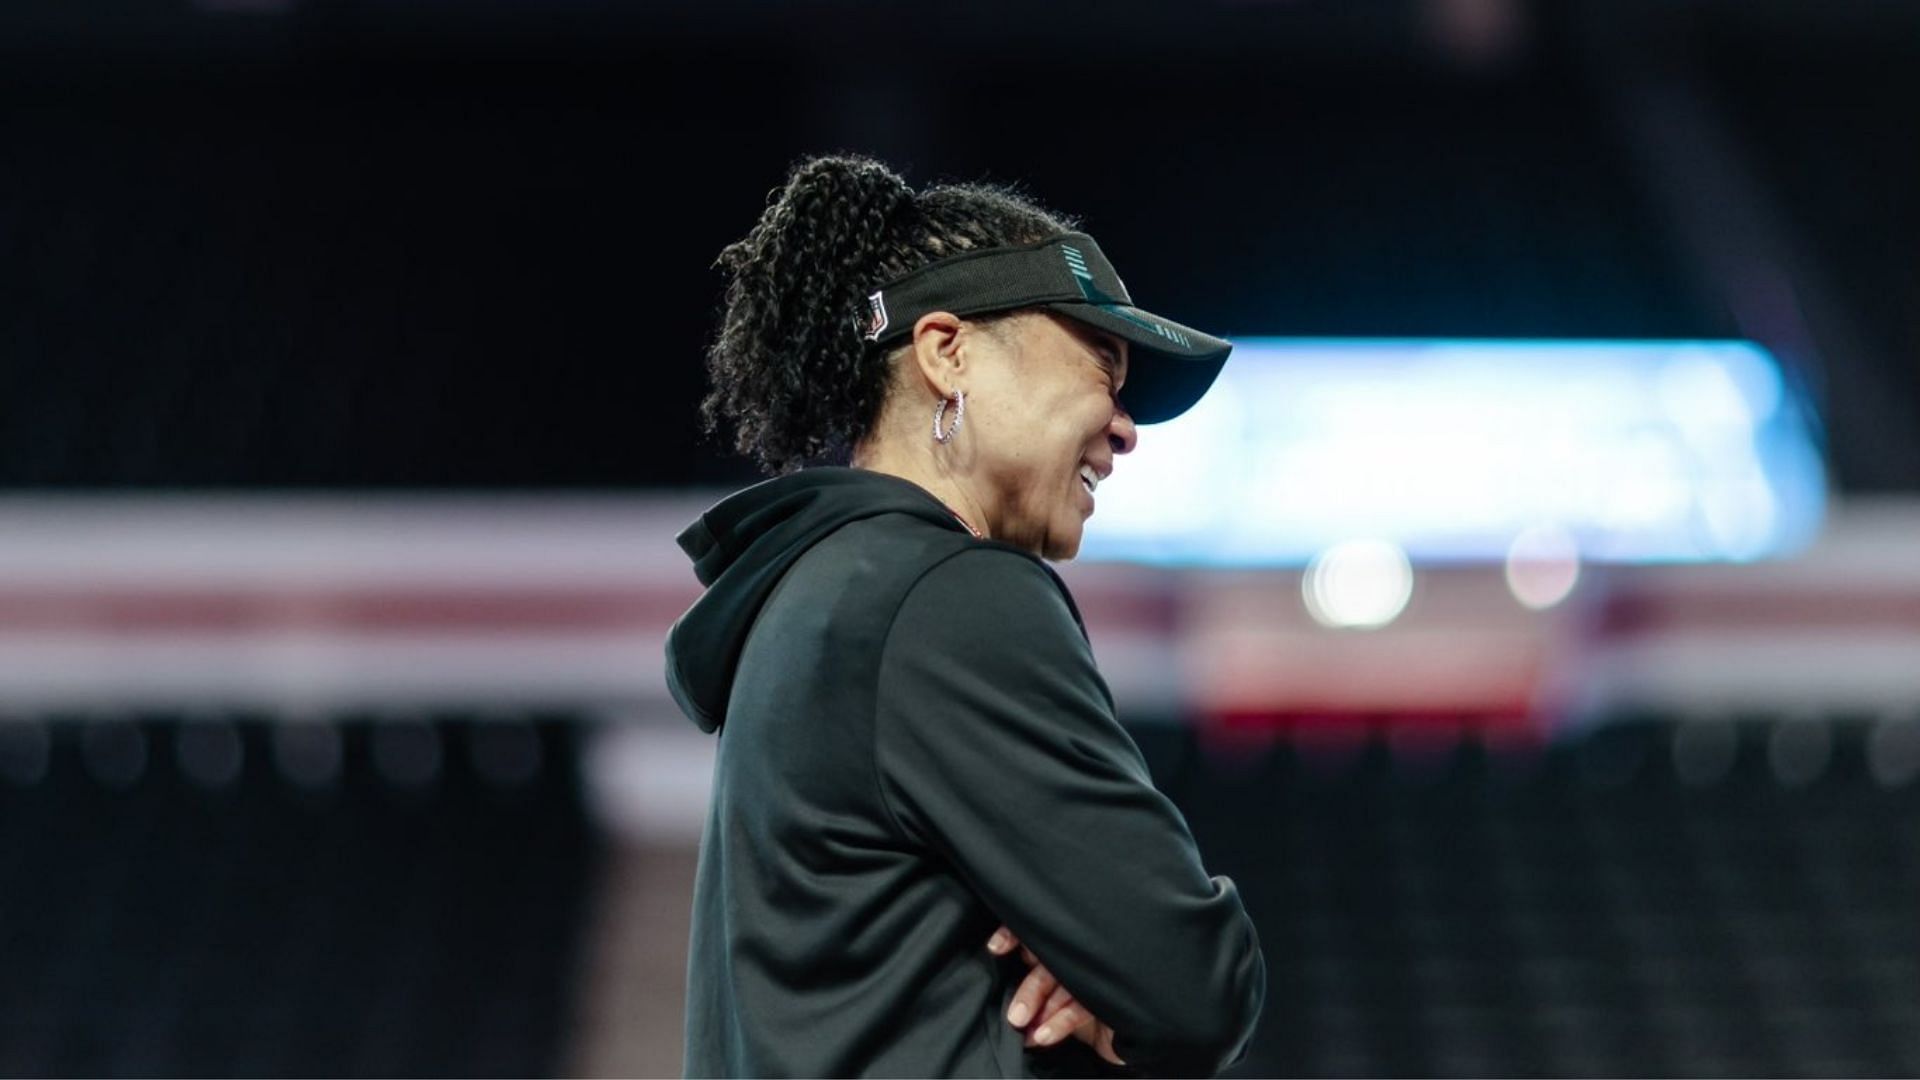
[664,467,971,733]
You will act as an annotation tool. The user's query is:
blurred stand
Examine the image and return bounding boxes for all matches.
[566,834,696,1080]
[2,493,1914,722]
[1,494,1918,1074]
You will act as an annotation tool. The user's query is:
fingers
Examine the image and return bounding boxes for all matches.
[1005,961,1058,1030]
[1029,983,1090,1045]
[988,923,1121,1062]
[1036,982,1074,1027]
[1030,1001,1093,1047]
[986,925,1044,969]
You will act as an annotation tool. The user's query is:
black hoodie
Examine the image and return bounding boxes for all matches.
[665,467,1265,1078]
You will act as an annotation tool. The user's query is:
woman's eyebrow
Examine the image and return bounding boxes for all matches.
[1068,323,1126,387]
[1100,339,1128,389]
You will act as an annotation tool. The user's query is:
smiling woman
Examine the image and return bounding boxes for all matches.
[852,309,1137,560]
[666,154,1264,1078]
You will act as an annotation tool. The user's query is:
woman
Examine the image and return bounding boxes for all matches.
[666,155,1265,1078]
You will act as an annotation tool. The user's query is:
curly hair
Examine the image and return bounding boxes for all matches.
[702,154,1077,474]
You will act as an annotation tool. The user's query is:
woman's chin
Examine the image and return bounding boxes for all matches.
[1043,522,1085,562]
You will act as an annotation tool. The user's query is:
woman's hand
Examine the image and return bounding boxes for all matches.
[987,925,1126,1066]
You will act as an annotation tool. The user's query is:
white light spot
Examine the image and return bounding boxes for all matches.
[273,722,342,789]
[1700,467,1779,561]
[1867,721,1920,789]
[584,722,717,845]
[1303,539,1414,630]
[1657,353,1756,434]
[1768,721,1831,788]
[1595,431,1696,533]
[1504,523,1581,610]
[176,722,244,790]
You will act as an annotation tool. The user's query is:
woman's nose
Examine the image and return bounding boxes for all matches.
[1108,405,1138,456]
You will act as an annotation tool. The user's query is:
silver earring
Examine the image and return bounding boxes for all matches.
[933,389,966,444]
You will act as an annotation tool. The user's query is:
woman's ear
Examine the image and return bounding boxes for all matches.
[907,311,966,397]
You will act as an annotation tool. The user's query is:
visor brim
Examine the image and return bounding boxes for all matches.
[1040,301,1232,425]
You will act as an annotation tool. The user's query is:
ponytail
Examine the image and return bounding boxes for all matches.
[701,154,1074,474]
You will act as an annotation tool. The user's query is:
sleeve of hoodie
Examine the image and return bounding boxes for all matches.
[874,547,1266,1077]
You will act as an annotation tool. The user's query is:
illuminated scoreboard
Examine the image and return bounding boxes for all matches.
[1082,338,1827,569]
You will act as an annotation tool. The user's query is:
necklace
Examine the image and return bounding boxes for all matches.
[948,507,983,539]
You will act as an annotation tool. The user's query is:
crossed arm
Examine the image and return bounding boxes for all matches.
[989,923,1128,1066]
[876,549,1265,1075]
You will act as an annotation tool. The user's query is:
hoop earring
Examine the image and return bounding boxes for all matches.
[932,389,966,444]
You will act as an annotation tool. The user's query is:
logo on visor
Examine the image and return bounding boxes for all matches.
[1062,244,1126,305]
[1062,245,1099,295]
[863,290,889,342]
[1064,242,1189,348]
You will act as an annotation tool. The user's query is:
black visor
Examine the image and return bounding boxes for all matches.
[860,232,1231,424]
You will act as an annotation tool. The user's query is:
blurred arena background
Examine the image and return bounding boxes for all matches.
[3,0,1919,1075]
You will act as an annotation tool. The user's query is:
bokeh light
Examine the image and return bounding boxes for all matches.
[1303,539,1415,629]
[1504,522,1582,610]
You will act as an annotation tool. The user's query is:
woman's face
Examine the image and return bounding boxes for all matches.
[965,313,1137,560]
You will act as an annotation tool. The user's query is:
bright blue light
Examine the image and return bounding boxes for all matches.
[1082,339,1827,567]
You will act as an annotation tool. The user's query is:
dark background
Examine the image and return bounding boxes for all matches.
[4,5,1920,1076]
[3,0,1915,491]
